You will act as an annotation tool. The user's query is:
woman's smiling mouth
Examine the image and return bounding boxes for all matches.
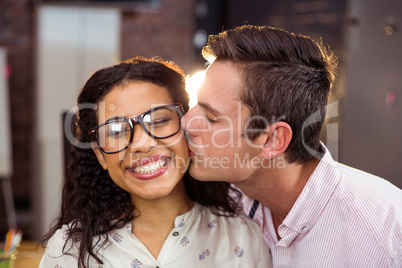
[128,155,171,180]
[133,158,169,174]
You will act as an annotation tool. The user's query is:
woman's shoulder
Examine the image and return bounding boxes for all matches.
[39,224,80,267]
[195,203,262,235]
[44,224,81,256]
[189,203,272,267]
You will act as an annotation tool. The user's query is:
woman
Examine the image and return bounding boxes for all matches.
[39,57,272,267]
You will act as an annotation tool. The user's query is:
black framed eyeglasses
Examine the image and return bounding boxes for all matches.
[89,104,184,154]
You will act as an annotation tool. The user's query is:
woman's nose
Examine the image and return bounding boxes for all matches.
[129,124,157,153]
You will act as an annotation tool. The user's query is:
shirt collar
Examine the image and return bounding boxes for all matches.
[174,202,199,228]
[124,202,199,233]
[280,143,341,242]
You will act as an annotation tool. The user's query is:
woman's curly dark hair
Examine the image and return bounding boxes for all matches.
[40,57,241,268]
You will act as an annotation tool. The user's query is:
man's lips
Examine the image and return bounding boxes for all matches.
[188,147,203,158]
[189,150,196,157]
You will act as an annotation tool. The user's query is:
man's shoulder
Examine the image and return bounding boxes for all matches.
[332,164,402,257]
[336,163,401,207]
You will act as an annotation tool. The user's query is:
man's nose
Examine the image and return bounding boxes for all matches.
[181,107,193,131]
[181,106,199,136]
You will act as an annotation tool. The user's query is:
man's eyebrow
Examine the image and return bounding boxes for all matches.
[198,102,221,115]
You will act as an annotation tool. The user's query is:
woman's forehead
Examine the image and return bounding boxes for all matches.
[97,82,173,121]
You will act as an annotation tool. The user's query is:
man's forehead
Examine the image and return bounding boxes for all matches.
[197,85,241,116]
[197,61,243,114]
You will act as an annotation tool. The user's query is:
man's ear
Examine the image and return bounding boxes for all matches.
[261,122,292,159]
[92,143,108,170]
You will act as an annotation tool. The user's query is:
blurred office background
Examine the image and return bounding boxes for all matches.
[0,0,401,240]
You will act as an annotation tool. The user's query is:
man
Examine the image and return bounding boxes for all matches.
[182,25,402,267]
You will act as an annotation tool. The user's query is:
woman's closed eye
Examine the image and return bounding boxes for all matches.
[148,117,171,128]
[107,129,129,138]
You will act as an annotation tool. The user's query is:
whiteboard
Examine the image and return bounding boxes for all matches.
[0,47,12,178]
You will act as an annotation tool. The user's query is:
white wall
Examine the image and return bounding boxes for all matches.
[0,48,12,178]
[35,5,121,238]
[0,47,16,229]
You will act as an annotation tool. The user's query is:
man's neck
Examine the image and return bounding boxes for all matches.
[234,157,320,233]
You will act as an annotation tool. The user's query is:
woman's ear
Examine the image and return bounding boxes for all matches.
[92,143,108,170]
[261,122,292,159]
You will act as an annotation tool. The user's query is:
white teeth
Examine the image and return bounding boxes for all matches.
[134,159,167,174]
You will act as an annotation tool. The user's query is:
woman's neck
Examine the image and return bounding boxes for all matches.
[132,194,194,228]
[130,181,194,259]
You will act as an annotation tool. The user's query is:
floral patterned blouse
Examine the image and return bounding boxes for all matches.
[39,202,272,268]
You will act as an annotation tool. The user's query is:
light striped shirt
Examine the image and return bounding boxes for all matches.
[240,144,402,267]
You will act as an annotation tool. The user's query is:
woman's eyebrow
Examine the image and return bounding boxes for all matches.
[105,116,126,123]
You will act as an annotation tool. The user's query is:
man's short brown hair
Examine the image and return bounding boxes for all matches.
[202,25,337,164]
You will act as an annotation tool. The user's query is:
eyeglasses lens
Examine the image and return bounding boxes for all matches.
[96,106,180,153]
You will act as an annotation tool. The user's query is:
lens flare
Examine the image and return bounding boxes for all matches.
[186,71,205,108]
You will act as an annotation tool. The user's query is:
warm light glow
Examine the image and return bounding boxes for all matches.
[186,71,205,108]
